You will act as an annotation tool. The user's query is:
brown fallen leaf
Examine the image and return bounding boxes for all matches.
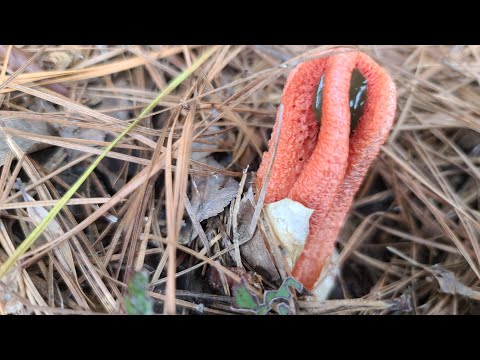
[39,47,83,71]
[387,247,480,301]
[238,186,280,281]
[190,157,239,223]
[0,45,69,96]
[0,118,55,167]
[430,264,480,300]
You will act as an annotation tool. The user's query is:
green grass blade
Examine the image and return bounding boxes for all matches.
[0,46,219,279]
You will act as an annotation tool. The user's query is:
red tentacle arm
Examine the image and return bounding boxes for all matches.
[257,49,397,291]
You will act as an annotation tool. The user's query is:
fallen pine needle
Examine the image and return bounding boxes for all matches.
[0,46,219,279]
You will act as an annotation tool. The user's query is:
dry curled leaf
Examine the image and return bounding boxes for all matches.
[430,265,480,300]
[238,186,280,281]
[39,47,83,70]
[190,157,239,223]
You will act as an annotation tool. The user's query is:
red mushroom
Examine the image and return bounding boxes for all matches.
[257,49,396,291]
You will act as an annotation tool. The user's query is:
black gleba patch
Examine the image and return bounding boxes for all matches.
[312,69,368,133]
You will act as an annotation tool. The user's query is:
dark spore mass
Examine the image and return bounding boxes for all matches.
[312,69,368,133]
[349,68,367,133]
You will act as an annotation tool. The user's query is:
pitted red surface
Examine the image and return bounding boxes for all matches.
[257,50,397,290]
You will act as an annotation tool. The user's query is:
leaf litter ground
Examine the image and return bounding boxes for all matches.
[1,45,479,315]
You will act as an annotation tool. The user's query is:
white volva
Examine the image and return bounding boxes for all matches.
[265,198,313,269]
[265,198,338,301]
